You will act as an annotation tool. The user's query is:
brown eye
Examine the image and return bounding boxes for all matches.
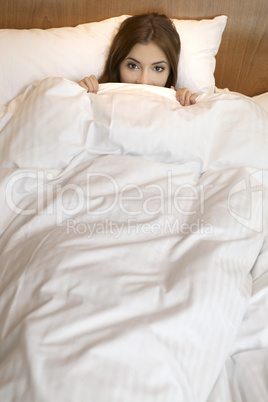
[128,63,139,69]
[154,66,164,72]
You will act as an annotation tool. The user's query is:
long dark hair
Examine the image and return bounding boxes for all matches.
[99,13,181,88]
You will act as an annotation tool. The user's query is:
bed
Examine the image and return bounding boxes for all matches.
[0,1,268,401]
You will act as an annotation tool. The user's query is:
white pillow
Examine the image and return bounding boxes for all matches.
[0,15,227,105]
[173,16,227,94]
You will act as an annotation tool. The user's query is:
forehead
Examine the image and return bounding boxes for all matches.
[126,42,168,63]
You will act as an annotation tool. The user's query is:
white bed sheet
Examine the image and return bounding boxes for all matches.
[216,87,268,114]
[0,80,268,401]
[253,92,268,114]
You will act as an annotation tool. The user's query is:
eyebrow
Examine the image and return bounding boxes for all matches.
[125,57,168,65]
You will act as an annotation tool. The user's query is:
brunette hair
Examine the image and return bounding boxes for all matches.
[99,13,181,88]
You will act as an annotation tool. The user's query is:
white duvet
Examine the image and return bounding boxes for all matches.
[0,79,268,402]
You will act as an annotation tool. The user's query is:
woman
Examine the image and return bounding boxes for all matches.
[78,13,197,106]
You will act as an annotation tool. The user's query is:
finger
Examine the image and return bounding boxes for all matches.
[176,88,188,105]
[88,75,99,93]
[78,79,89,92]
[184,91,192,106]
[190,93,198,105]
[79,76,99,93]
[83,76,98,93]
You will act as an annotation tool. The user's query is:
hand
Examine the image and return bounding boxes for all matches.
[172,87,198,106]
[78,75,99,93]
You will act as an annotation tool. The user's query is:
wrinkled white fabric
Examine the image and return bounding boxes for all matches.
[0,79,267,402]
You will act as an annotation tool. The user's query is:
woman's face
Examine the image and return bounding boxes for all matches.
[119,42,170,87]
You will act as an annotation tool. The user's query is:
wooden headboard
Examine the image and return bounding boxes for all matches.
[0,0,267,97]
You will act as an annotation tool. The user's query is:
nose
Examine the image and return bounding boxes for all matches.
[137,70,151,85]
